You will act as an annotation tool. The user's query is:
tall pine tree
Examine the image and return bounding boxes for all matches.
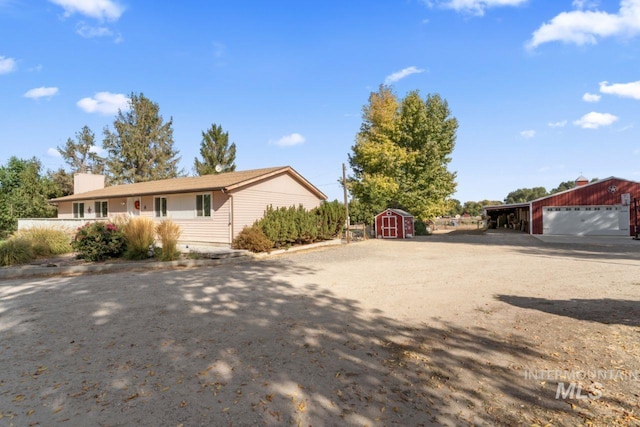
[194,123,237,175]
[57,125,105,174]
[349,85,457,220]
[103,93,182,184]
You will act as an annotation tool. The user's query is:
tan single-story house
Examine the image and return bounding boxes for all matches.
[46,166,326,245]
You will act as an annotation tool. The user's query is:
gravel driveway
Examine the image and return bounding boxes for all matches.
[1,231,639,426]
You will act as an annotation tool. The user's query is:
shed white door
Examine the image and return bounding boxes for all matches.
[542,206,628,236]
[381,215,397,238]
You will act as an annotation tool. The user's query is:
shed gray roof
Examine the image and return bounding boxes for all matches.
[378,208,413,217]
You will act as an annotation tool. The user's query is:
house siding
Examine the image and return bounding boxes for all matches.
[53,192,232,244]
[170,191,231,244]
[57,202,73,219]
[230,173,323,237]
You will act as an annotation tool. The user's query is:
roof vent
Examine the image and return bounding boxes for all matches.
[575,175,589,187]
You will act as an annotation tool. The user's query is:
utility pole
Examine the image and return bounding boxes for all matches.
[634,197,639,240]
[342,163,350,244]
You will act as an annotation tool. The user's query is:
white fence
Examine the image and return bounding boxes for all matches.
[18,218,107,233]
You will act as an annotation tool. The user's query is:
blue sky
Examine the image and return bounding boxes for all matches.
[1,0,639,204]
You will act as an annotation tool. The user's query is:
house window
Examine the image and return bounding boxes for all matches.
[94,201,108,218]
[196,193,211,217]
[154,197,167,217]
[73,202,85,218]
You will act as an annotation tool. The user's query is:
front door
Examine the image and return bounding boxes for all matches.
[127,197,141,216]
[382,215,397,238]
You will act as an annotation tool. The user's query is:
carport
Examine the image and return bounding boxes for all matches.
[483,203,530,232]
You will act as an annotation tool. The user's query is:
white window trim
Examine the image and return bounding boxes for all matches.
[196,193,212,218]
[73,202,85,219]
[154,196,168,218]
[94,200,109,218]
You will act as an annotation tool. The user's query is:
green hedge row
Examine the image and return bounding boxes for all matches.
[256,201,346,249]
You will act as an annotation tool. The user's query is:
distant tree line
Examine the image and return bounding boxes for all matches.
[427,178,596,219]
[503,178,597,205]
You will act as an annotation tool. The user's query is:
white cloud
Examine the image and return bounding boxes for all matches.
[29,64,43,72]
[23,86,59,99]
[520,129,536,138]
[49,0,124,21]
[616,123,635,132]
[527,0,640,49]
[573,111,619,129]
[0,55,17,74]
[272,133,305,147]
[548,120,568,128]
[89,145,106,156]
[384,66,425,84]
[572,0,600,9]
[77,91,129,115]
[599,80,640,100]
[47,148,62,157]
[76,22,113,38]
[582,92,601,102]
[432,0,528,16]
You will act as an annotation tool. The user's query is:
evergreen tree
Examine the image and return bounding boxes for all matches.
[57,125,105,174]
[47,168,74,197]
[103,93,182,184]
[348,85,457,220]
[0,157,57,237]
[194,123,237,175]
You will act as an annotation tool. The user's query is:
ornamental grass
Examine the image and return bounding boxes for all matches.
[155,219,182,261]
[122,216,156,260]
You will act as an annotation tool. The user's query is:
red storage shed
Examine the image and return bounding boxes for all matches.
[375,208,414,239]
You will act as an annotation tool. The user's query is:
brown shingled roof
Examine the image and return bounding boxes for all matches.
[50,166,327,202]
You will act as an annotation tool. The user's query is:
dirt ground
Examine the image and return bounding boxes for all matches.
[0,231,639,426]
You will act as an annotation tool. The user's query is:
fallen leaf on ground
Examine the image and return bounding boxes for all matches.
[124,393,139,402]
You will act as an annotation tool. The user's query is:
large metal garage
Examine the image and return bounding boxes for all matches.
[483,176,640,236]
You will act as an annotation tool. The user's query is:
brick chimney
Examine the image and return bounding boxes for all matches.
[73,173,105,194]
[575,175,589,187]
